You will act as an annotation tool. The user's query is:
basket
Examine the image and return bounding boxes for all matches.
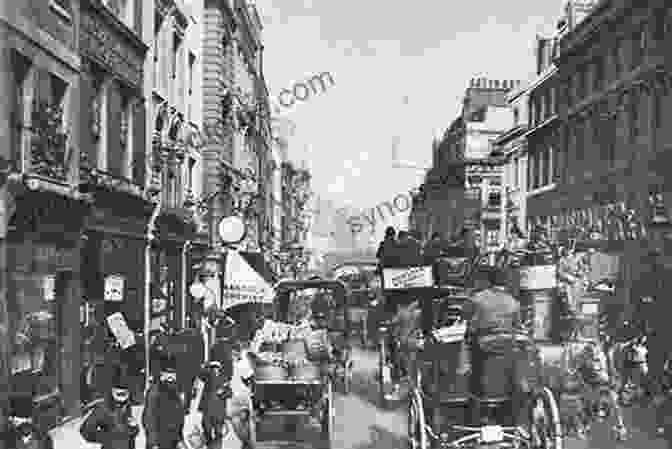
[290,361,321,381]
[254,363,288,381]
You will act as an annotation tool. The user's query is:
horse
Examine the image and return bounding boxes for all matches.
[607,335,649,406]
[559,333,628,441]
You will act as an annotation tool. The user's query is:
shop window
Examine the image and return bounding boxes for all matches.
[632,27,645,69]
[10,267,69,400]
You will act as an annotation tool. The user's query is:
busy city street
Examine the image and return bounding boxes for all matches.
[2,0,672,448]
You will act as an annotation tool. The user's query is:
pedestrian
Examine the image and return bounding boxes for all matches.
[376,226,399,269]
[465,265,532,426]
[197,360,233,446]
[80,370,139,449]
[142,353,186,449]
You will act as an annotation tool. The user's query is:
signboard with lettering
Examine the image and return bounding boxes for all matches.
[104,275,125,302]
[382,266,434,289]
[106,312,136,349]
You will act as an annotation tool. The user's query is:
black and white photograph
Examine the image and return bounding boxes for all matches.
[0,0,671,448]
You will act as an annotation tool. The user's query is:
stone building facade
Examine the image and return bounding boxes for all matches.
[492,84,529,241]
[0,0,90,426]
[419,78,519,249]
[532,0,672,338]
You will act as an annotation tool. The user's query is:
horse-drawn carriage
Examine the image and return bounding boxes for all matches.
[379,248,564,448]
[246,279,352,448]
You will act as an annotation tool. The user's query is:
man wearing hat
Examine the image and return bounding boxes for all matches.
[80,368,139,449]
[142,353,186,449]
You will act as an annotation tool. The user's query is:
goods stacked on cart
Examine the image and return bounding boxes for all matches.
[250,319,326,381]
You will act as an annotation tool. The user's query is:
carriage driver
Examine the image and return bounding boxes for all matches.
[466,264,533,428]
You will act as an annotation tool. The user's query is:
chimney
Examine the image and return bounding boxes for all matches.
[494,80,500,89]
[470,78,475,87]
[480,77,487,88]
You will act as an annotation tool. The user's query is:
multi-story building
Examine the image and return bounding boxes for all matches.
[523,33,562,233]
[76,0,154,408]
[196,0,275,288]
[0,0,91,426]
[491,82,529,241]
[420,78,519,249]
[540,0,672,324]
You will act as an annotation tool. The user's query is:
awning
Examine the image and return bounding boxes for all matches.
[222,250,275,311]
[239,251,278,285]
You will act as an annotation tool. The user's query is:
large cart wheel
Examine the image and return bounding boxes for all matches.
[321,379,336,448]
[407,389,428,449]
[529,387,563,449]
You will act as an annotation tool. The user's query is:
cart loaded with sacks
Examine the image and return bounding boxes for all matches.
[379,249,564,449]
[246,279,351,449]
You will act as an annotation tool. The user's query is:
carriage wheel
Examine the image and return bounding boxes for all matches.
[407,389,428,449]
[529,387,563,449]
[321,379,336,448]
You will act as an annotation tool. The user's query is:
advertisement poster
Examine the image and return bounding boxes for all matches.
[106,312,136,349]
[104,275,125,302]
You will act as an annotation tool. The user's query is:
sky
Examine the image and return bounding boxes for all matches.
[210,0,565,240]
[253,0,564,238]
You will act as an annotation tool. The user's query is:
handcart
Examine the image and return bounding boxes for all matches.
[380,251,564,448]
[247,279,351,448]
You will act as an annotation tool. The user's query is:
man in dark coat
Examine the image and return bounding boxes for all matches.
[376,226,399,268]
[197,360,233,446]
[423,232,445,262]
[142,354,185,449]
[466,266,532,427]
[80,370,139,449]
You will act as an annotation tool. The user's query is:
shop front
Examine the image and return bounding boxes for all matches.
[79,187,151,407]
[7,189,89,428]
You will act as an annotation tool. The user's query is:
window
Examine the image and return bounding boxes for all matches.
[103,0,131,26]
[513,107,519,125]
[544,91,551,119]
[575,120,584,162]
[172,32,180,81]
[120,95,131,178]
[629,93,639,141]
[188,52,195,95]
[632,27,645,68]
[11,52,30,168]
[613,38,622,76]
[514,158,519,187]
[187,157,196,193]
[153,22,160,89]
[654,89,664,129]
[593,57,603,91]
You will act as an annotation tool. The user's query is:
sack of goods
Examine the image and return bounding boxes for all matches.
[304,329,330,361]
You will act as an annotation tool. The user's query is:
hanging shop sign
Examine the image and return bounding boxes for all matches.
[104,274,125,302]
[221,249,274,310]
[382,266,434,289]
[106,312,136,349]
